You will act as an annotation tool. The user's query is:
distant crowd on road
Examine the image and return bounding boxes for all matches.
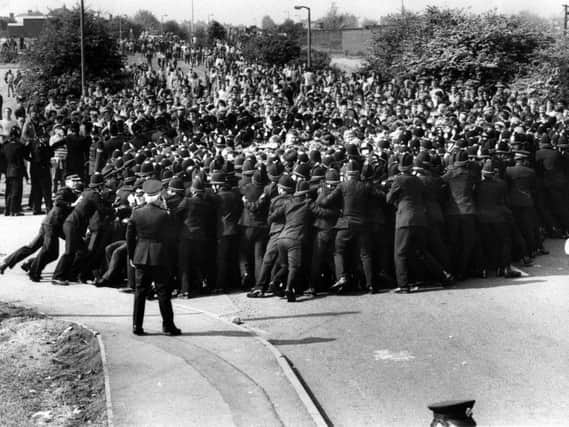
[2,31,569,306]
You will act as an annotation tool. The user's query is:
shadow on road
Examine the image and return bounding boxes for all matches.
[48,312,200,318]
[268,337,336,346]
[451,278,547,290]
[245,311,360,322]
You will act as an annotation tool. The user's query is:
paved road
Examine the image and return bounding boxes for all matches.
[2,215,568,426]
[230,243,569,426]
[0,215,316,427]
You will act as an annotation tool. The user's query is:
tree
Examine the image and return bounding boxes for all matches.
[317,2,358,30]
[278,18,304,40]
[208,20,226,42]
[241,32,300,66]
[191,21,209,47]
[163,20,188,39]
[261,15,276,31]
[132,9,160,33]
[369,7,553,85]
[360,18,379,28]
[21,7,124,99]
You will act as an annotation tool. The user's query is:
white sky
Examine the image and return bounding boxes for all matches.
[0,0,563,25]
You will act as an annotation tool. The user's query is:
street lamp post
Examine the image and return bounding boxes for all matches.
[294,5,311,69]
[80,0,86,97]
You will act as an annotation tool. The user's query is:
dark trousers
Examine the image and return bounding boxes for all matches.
[178,238,206,294]
[53,222,87,281]
[479,222,510,269]
[102,240,127,282]
[426,221,450,271]
[216,235,240,291]
[394,226,444,287]
[277,238,302,292]
[240,227,268,283]
[446,215,477,279]
[3,228,43,268]
[29,225,60,278]
[133,266,174,330]
[369,224,394,286]
[310,229,335,291]
[29,163,52,213]
[334,226,373,287]
[545,183,569,230]
[5,176,23,214]
[512,207,539,256]
[255,234,281,291]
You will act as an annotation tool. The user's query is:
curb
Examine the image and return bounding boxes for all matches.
[173,301,329,427]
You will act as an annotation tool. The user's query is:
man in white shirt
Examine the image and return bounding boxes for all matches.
[0,107,18,142]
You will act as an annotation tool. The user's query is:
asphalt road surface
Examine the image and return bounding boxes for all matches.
[231,241,569,426]
[2,216,568,426]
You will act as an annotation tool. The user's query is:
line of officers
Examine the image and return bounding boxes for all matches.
[7,135,564,305]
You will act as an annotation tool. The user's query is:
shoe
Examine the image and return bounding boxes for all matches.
[368,285,378,294]
[163,325,182,336]
[285,289,296,302]
[0,263,7,275]
[51,279,69,286]
[178,292,191,299]
[304,287,317,297]
[20,261,31,273]
[29,274,41,282]
[269,281,285,297]
[241,274,253,290]
[504,266,522,278]
[95,278,111,288]
[441,271,455,287]
[393,286,410,294]
[132,327,145,336]
[246,288,264,298]
[12,212,24,216]
[330,277,347,292]
[118,287,135,294]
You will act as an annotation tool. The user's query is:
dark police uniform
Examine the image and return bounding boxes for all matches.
[127,179,179,335]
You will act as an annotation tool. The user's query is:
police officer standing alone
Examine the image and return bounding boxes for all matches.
[127,179,181,336]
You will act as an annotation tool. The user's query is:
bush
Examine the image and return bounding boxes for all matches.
[241,32,301,66]
[369,7,554,85]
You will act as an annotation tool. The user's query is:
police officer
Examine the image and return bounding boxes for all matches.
[247,174,293,297]
[211,171,243,293]
[175,176,218,299]
[319,159,375,293]
[127,179,180,336]
[52,172,106,285]
[387,153,452,292]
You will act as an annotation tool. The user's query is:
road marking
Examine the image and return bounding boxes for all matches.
[374,349,415,362]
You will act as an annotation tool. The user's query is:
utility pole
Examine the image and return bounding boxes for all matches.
[191,0,194,42]
[80,0,86,97]
[562,4,569,36]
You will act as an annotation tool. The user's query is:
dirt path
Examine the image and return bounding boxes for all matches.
[0,302,106,426]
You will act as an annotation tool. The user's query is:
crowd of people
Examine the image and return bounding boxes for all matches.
[1,32,569,314]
